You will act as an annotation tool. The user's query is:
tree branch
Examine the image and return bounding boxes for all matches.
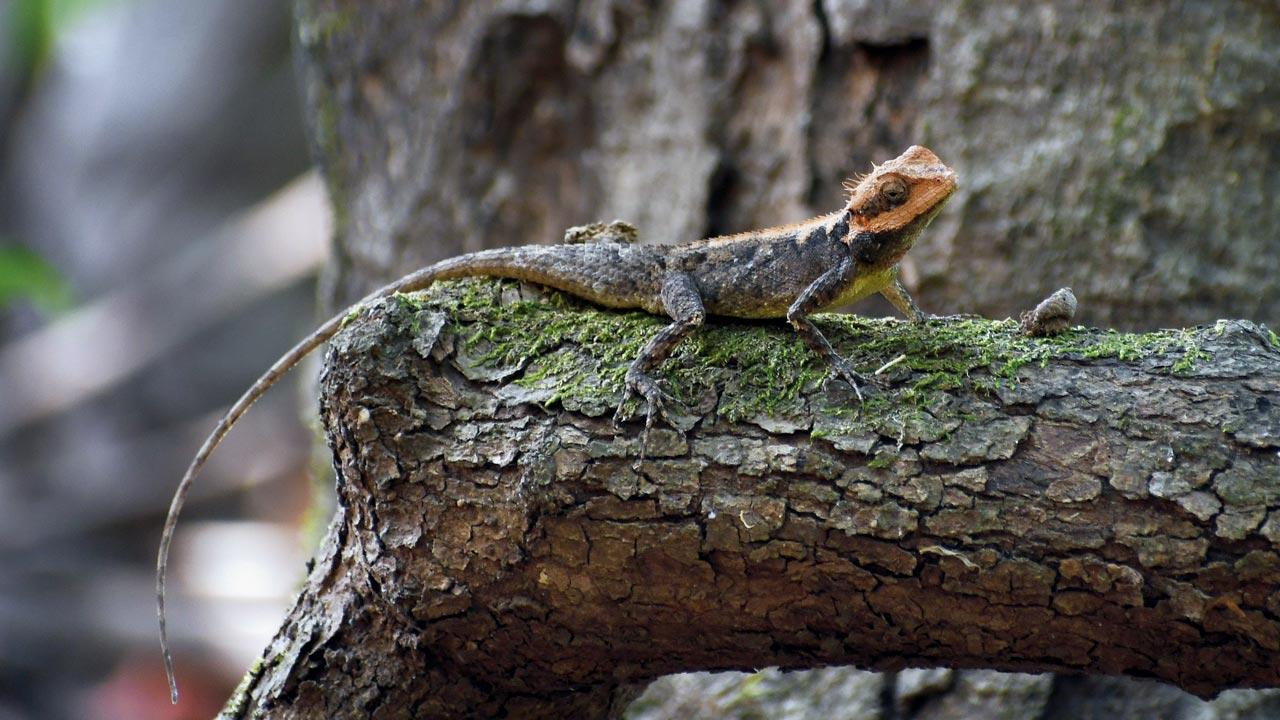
[223,280,1280,719]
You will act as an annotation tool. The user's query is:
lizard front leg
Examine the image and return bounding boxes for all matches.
[615,272,706,429]
[786,255,868,401]
[879,271,929,323]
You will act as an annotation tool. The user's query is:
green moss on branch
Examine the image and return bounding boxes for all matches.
[384,279,1215,431]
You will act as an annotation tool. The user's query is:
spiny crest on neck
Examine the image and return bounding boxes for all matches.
[842,145,958,234]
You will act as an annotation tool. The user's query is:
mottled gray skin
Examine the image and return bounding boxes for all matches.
[158,146,957,703]
[420,202,937,416]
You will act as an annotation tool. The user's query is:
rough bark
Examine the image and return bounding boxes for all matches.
[223,281,1280,718]
[294,0,1280,327]
[287,1,1280,715]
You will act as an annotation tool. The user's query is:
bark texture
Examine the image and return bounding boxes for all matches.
[295,0,1280,327]
[223,281,1280,718]
[287,0,1280,715]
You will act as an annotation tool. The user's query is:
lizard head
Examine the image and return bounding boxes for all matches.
[843,145,958,235]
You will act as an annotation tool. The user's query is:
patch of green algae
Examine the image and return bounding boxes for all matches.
[1271,328,1280,350]
[388,279,1212,425]
[220,656,266,717]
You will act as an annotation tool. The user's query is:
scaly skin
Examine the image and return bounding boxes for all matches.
[157,145,958,703]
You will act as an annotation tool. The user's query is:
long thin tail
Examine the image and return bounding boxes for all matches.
[157,250,524,703]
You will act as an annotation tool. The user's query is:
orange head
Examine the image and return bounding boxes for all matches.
[843,145,958,234]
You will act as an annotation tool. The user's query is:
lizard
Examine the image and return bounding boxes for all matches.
[157,144,957,702]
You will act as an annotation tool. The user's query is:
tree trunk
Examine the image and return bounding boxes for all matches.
[295,0,1280,327]
[222,281,1280,718]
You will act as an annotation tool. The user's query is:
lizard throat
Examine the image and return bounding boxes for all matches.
[850,195,950,268]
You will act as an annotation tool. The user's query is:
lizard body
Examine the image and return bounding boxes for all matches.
[158,145,957,702]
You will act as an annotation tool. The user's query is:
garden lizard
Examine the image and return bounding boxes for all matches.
[158,144,957,702]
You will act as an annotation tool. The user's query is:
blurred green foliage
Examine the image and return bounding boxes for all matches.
[0,245,74,313]
[3,0,118,316]
[7,0,122,75]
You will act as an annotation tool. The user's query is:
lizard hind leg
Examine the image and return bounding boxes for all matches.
[613,272,705,449]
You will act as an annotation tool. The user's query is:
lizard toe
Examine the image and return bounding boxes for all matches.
[612,387,635,427]
[829,359,868,402]
[616,368,677,464]
[615,368,673,426]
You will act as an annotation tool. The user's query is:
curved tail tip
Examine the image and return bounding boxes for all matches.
[164,650,179,703]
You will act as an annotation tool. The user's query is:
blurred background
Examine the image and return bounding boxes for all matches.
[1,0,321,717]
[0,1,1278,719]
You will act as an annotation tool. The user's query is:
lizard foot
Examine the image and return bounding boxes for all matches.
[613,368,674,428]
[613,368,674,462]
[828,357,868,402]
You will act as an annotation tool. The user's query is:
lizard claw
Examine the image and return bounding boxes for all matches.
[829,358,868,402]
[613,368,674,460]
[614,368,673,426]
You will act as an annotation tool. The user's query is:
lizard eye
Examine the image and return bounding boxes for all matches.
[881,178,908,205]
